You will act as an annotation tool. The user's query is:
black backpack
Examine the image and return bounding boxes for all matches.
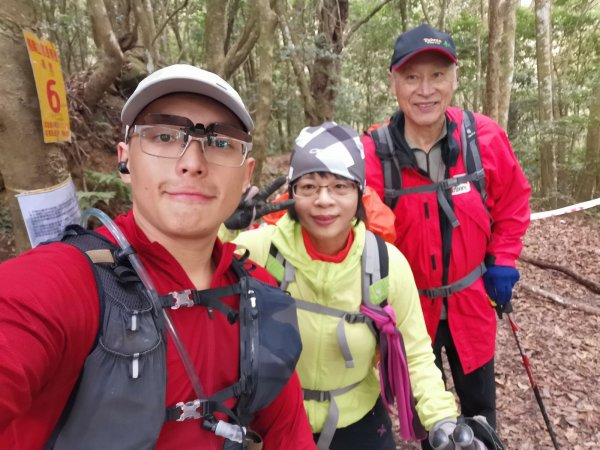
[47,225,302,450]
[369,111,489,299]
[370,110,486,212]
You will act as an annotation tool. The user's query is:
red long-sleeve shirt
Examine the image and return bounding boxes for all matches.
[0,211,314,449]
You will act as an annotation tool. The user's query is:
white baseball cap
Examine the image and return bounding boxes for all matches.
[121,64,254,132]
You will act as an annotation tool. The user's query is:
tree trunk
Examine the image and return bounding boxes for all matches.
[535,0,557,204]
[575,83,600,201]
[0,0,70,253]
[278,0,390,126]
[83,0,125,107]
[483,0,504,121]
[131,0,159,71]
[473,0,484,112]
[497,0,517,130]
[275,2,319,124]
[252,0,279,183]
[203,0,227,75]
[310,0,349,124]
[203,0,259,80]
[437,0,449,30]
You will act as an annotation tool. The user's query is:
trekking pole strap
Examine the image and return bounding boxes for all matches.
[418,262,486,298]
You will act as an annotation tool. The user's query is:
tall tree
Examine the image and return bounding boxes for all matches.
[131,0,159,71]
[84,0,125,107]
[483,0,504,121]
[0,0,70,252]
[497,0,517,130]
[574,83,600,201]
[252,0,279,182]
[311,0,349,123]
[278,0,393,125]
[203,0,260,80]
[535,0,557,204]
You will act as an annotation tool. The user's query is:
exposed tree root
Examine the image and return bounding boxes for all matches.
[519,282,600,316]
[519,253,600,295]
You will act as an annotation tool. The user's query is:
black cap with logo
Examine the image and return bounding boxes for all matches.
[390,24,457,71]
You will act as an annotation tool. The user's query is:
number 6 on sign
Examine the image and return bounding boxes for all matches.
[47,80,61,113]
[23,30,71,143]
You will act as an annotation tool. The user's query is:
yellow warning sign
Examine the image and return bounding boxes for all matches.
[23,31,72,143]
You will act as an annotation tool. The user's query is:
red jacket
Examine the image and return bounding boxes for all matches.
[363,107,530,373]
[0,211,314,449]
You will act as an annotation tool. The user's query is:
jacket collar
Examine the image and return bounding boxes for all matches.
[388,110,460,169]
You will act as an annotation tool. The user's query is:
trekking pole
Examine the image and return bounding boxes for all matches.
[496,303,562,450]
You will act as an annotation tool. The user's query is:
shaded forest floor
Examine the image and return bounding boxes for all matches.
[0,151,598,448]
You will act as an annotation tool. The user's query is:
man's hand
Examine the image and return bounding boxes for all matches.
[224,176,295,230]
[483,265,520,306]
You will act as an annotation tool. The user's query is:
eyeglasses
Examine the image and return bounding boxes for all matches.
[127,114,252,168]
[292,180,357,198]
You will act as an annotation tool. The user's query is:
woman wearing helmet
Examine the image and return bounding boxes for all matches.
[233,122,462,450]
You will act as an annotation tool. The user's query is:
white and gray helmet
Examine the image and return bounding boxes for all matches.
[288,122,365,190]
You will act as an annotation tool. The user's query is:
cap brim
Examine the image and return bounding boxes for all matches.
[391,48,457,71]
[121,75,254,132]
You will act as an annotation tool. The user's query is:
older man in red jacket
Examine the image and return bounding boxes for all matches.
[362,24,530,445]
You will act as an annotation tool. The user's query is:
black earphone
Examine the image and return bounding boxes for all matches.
[117,160,130,174]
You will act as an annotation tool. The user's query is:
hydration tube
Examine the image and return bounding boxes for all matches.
[80,208,246,443]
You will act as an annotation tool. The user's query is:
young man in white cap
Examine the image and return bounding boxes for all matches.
[362,24,530,447]
[0,64,314,449]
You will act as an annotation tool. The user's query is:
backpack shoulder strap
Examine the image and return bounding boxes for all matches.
[362,230,389,307]
[265,243,295,291]
[460,110,487,204]
[371,125,402,210]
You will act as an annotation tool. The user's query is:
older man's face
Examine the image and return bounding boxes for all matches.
[390,52,458,133]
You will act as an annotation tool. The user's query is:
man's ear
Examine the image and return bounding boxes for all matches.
[117,142,131,183]
[453,65,460,91]
[389,71,397,97]
[243,157,256,194]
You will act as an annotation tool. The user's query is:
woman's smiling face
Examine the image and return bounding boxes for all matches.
[292,172,358,255]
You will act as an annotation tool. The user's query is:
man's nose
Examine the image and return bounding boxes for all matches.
[177,138,208,174]
[417,78,435,96]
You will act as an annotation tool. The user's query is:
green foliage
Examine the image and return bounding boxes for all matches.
[29,0,599,201]
[77,191,116,211]
[337,1,403,130]
[77,171,131,212]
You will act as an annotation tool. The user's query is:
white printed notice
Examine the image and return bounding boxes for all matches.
[16,177,81,247]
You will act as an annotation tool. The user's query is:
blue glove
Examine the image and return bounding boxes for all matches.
[483,265,520,306]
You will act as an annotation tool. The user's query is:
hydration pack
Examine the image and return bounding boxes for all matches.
[266,230,426,449]
[47,225,302,450]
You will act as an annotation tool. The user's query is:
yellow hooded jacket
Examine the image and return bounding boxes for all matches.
[233,214,457,433]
